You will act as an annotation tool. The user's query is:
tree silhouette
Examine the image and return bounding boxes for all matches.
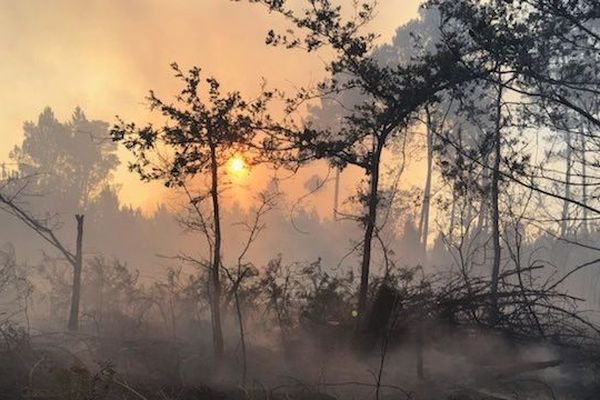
[248,0,472,318]
[0,176,85,331]
[10,107,118,213]
[110,62,273,362]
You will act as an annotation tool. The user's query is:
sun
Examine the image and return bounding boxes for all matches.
[227,154,248,177]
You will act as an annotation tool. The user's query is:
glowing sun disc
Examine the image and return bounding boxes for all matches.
[227,155,247,177]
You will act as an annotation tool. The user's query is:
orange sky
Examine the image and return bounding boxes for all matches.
[0,0,425,215]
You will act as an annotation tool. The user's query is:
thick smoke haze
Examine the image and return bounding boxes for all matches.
[0,0,423,214]
[1,1,600,399]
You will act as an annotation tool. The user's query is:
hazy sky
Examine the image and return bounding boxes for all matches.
[0,0,423,213]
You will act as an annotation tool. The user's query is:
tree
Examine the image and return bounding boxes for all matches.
[488,76,504,325]
[375,8,447,261]
[10,107,118,213]
[427,0,600,321]
[247,0,472,317]
[223,189,277,386]
[0,176,85,331]
[110,63,273,362]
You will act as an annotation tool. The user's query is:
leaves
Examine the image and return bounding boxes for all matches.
[110,63,274,188]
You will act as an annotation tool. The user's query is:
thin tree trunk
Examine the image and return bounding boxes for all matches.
[416,320,424,380]
[209,143,225,361]
[448,190,457,243]
[234,291,247,386]
[489,81,503,326]
[68,214,84,332]
[419,108,434,262]
[475,123,491,236]
[476,161,489,235]
[357,139,383,317]
[580,126,588,235]
[474,155,490,267]
[333,168,340,221]
[561,129,572,238]
[477,196,488,232]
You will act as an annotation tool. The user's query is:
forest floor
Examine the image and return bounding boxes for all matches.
[1,328,598,400]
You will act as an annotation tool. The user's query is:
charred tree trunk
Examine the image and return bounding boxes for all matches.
[209,142,225,362]
[489,81,503,326]
[358,139,383,318]
[0,193,86,332]
[67,214,84,332]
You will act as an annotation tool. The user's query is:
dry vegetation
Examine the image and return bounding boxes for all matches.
[2,0,600,399]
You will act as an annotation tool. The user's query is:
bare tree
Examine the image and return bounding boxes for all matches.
[0,177,84,331]
[223,189,278,386]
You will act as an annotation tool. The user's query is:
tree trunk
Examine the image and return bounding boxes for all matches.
[416,321,424,380]
[357,139,383,317]
[418,107,434,263]
[209,143,225,361]
[476,164,489,234]
[580,126,588,235]
[489,81,503,326]
[68,214,84,332]
[474,155,490,267]
[234,291,247,386]
[333,168,340,221]
[560,129,572,238]
[448,190,457,243]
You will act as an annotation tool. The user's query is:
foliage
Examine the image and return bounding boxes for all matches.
[9,107,119,212]
[110,63,274,187]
